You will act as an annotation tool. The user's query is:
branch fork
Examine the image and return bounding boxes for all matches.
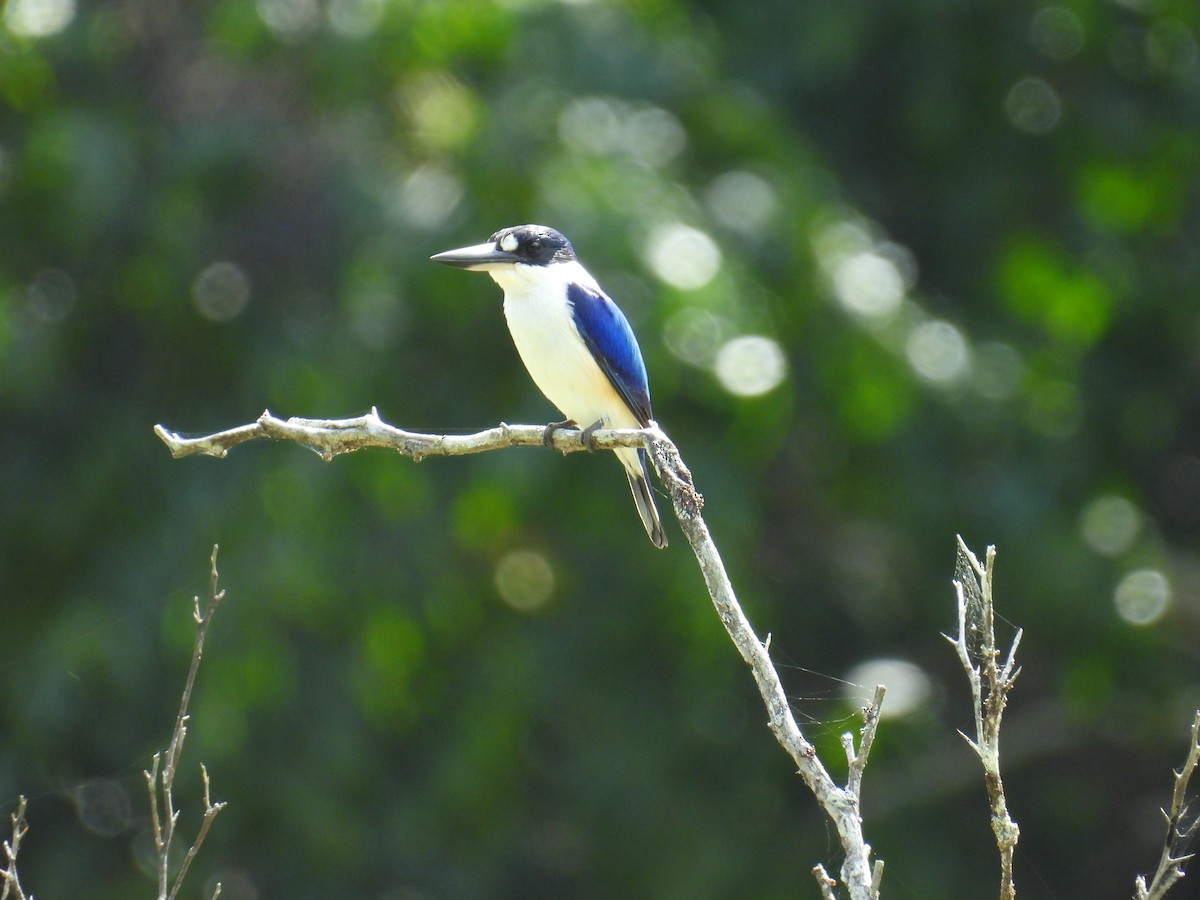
[1,796,29,900]
[155,411,884,898]
[947,537,1021,900]
[144,545,228,900]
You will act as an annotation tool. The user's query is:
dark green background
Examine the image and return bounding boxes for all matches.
[2,1,1199,897]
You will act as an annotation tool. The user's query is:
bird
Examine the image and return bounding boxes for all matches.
[431,224,667,549]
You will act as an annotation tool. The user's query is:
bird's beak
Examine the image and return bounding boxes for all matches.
[430,241,520,272]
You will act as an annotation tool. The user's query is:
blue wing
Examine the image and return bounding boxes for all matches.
[566,282,653,426]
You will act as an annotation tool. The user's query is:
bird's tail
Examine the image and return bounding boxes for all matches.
[625,450,667,549]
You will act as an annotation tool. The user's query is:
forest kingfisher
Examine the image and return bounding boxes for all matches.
[432,224,668,549]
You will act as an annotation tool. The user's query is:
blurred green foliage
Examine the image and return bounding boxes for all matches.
[1,0,1199,897]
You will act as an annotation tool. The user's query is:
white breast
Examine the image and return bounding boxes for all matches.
[489,263,643,471]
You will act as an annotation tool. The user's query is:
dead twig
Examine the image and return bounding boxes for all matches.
[1,796,30,900]
[946,536,1021,900]
[1135,711,1200,900]
[144,545,227,900]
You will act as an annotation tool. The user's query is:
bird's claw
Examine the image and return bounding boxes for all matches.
[580,419,604,452]
[543,419,577,448]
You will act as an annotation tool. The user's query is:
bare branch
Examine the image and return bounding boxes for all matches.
[156,413,882,899]
[144,753,164,858]
[813,864,839,900]
[949,536,1020,900]
[846,685,888,802]
[154,409,648,462]
[145,546,228,900]
[1,795,30,900]
[1136,710,1200,900]
[169,765,227,900]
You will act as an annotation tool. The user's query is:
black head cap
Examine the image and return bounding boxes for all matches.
[490,225,576,266]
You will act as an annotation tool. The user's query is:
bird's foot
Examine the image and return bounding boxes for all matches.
[579,419,605,452]
[543,419,577,448]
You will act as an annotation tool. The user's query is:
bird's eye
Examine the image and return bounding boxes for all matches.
[527,240,542,255]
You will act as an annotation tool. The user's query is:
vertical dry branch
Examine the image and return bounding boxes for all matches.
[646,426,885,900]
[145,545,227,900]
[1,796,30,900]
[948,537,1021,900]
[1135,711,1200,900]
